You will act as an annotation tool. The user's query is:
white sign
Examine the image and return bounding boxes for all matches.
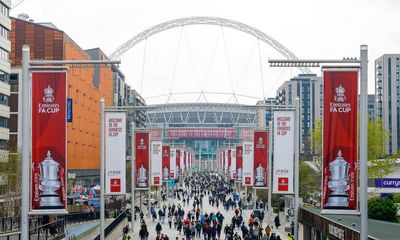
[231,149,236,180]
[242,141,254,186]
[273,110,294,194]
[328,224,345,240]
[105,112,126,194]
[151,141,162,186]
[170,148,176,179]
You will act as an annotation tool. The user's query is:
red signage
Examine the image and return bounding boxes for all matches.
[31,71,67,213]
[176,149,180,175]
[253,131,268,188]
[278,177,289,191]
[236,146,243,182]
[135,131,150,189]
[110,178,121,192]
[166,128,237,139]
[322,69,358,211]
[184,151,187,171]
[162,146,170,182]
[153,177,160,185]
[245,177,251,185]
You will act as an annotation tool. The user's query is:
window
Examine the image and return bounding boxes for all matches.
[0,116,7,128]
[0,25,8,40]
[0,48,8,62]
[0,71,8,83]
[0,93,8,105]
[0,3,8,17]
[0,139,7,150]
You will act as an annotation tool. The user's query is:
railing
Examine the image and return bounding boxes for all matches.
[0,217,43,234]
[0,218,65,240]
[63,211,100,225]
[94,211,126,240]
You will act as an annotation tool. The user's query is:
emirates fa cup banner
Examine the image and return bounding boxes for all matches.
[228,150,232,176]
[236,146,243,182]
[135,131,150,189]
[31,71,67,214]
[273,111,294,194]
[224,150,228,174]
[170,148,176,179]
[176,149,181,176]
[242,141,254,186]
[322,68,358,211]
[151,141,162,186]
[162,146,170,182]
[230,149,236,180]
[254,131,268,188]
[105,111,126,194]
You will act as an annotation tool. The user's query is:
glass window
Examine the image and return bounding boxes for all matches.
[0,116,7,128]
[0,3,8,17]
[0,139,7,150]
[0,71,8,83]
[0,48,8,62]
[0,93,8,105]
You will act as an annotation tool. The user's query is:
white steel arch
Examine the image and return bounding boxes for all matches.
[110,16,312,74]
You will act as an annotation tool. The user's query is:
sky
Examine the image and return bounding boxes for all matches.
[11,0,400,105]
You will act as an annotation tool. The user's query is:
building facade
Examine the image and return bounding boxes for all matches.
[9,16,113,184]
[265,97,278,129]
[276,74,322,152]
[0,0,9,162]
[375,54,400,154]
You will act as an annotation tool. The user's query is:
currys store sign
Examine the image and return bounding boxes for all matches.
[375,178,400,188]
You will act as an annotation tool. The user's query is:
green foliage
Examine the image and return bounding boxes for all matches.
[367,119,395,178]
[393,194,400,203]
[299,160,320,203]
[0,152,22,217]
[368,197,399,222]
[308,118,395,178]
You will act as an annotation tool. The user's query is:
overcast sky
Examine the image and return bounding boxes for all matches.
[12,0,400,104]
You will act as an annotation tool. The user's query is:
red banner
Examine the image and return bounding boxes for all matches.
[166,128,237,139]
[253,131,268,188]
[176,149,181,175]
[31,71,67,213]
[184,151,187,171]
[322,69,358,211]
[135,131,150,189]
[236,146,243,182]
[162,146,170,182]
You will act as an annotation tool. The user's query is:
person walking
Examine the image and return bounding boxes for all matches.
[156,222,162,237]
[265,225,272,239]
[274,215,280,229]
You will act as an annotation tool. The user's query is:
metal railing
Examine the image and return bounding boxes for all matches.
[0,217,43,233]
[94,211,126,240]
[0,218,65,240]
[63,211,100,225]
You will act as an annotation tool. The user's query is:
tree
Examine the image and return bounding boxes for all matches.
[0,151,22,217]
[368,197,399,222]
[308,118,395,178]
[299,160,320,203]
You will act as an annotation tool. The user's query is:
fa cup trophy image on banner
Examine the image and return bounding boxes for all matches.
[39,151,63,208]
[326,150,350,208]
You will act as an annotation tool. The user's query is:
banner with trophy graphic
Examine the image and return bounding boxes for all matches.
[322,68,358,212]
[224,150,228,174]
[135,131,150,189]
[176,149,181,176]
[230,149,236,180]
[253,131,268,188]
[242,141,254,186]
[105,111,126,194]
[162,146,170,182]
[151,141,162,186]
[31,71,67,213]
[236,146,243,182]
[273,110,294,194]
[227,149,231,176]
[170,148,176,179]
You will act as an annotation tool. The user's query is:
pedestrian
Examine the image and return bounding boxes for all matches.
[274,215,280,229]
[265,225,272,239]
[168,215,173,228]
[156,222,162,237]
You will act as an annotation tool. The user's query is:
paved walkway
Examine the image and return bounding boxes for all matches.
[118,188,302,239]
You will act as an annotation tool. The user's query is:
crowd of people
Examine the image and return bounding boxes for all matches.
[133,171,289,240]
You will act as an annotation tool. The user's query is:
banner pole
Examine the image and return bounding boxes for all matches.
[21,45,30,240]
[294,98,300,240]
[100,98,105,240]
[131,122,135,235]
[360,45,368,240]
[268,121,272,227]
